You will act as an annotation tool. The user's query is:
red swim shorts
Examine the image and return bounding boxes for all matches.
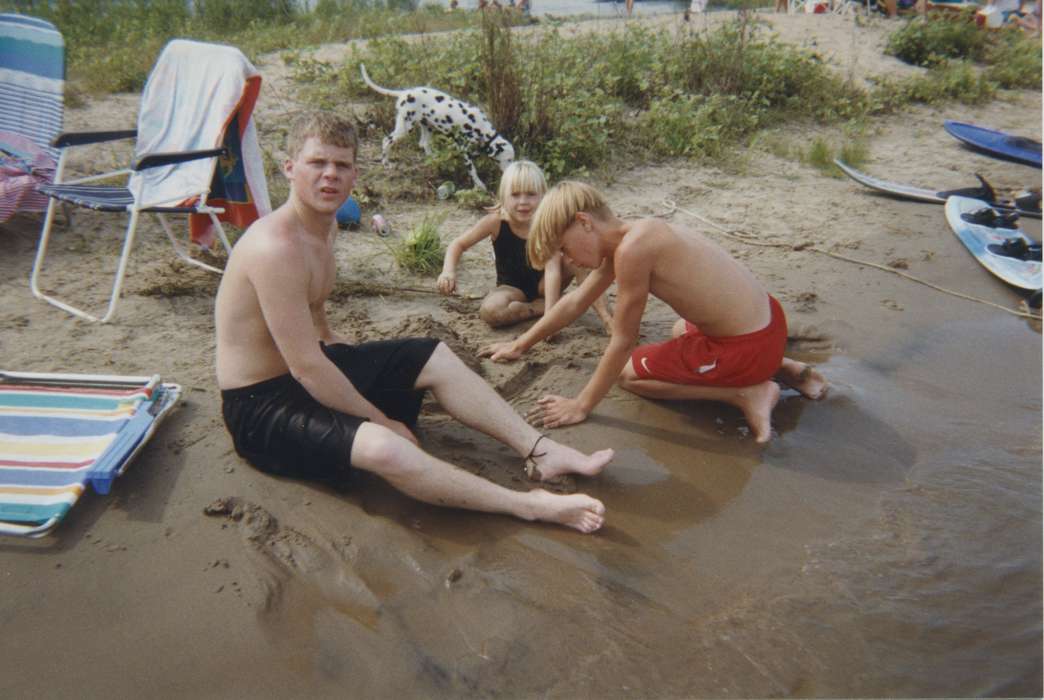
[630,295,787,387]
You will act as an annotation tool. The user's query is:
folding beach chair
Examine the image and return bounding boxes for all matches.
[31,39,271,323]
[0,13,64,223]
[0,371,180,538]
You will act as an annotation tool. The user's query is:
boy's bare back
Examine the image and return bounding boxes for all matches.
[617,218,770,337]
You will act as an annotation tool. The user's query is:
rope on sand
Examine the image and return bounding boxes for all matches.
[663,198,1043,322]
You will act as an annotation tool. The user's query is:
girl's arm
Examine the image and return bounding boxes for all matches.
[542,252,564,312]
[438,212,498,294]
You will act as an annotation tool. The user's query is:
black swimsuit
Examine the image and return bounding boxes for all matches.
[493,219,543,302]
[221,338,438,483]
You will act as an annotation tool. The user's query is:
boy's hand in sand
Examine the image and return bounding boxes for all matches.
[479,341,523,362]
[532,395,588,428]
[436,272,456,295]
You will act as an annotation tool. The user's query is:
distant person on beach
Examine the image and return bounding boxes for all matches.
[437,160,612,329]
[214,113,611,533]
[479,181,828,443]
[1011,0,1041,33]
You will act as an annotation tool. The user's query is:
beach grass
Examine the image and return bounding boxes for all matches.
[3,0,497,94]
[389,214,446,275]
[305,9,1035,184]
[886,10,1041,89]
[6,0,1038,186]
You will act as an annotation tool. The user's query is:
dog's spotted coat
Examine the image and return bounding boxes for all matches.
[361,64,515,190]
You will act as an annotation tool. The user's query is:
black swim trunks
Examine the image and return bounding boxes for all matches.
[221,338,438,482]
[493,219,543,301]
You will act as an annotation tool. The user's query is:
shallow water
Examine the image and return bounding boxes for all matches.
[243,312,1041,697]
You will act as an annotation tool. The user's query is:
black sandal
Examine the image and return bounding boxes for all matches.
[523,434,548,480]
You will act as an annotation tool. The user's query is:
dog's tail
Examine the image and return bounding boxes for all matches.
[359,63,401,98]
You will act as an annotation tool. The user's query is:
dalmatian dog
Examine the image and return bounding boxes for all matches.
[360,63,515,191]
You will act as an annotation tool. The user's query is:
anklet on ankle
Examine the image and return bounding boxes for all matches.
[523,434,547,480]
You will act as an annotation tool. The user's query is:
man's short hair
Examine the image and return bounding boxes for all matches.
[287,112,358,161]
[527,181,612,270]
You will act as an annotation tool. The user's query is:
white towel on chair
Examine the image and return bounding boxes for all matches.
[129,39,270,244]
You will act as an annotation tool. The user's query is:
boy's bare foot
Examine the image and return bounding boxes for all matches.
[777,359,829,400]
[734,380,780,444]
[525,490,606,533]
[527,437,614,481]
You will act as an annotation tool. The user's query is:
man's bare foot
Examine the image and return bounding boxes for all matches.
[525,490,606,533]
[527,437,614,481]
[777,359,829,400]
[734,380,780,444]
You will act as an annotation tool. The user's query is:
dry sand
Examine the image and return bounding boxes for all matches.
[0,10,1041,698]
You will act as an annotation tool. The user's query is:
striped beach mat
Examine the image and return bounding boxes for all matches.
[0,372,180,538]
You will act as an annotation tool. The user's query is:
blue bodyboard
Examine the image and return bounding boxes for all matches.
[944,121,1042,169]
[945,196,1042,291]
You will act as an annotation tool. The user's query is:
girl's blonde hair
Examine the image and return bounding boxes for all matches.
[496,160,547,219]
[527,181,612,270]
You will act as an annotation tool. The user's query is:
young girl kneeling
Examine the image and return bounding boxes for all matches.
[437,161,611,329]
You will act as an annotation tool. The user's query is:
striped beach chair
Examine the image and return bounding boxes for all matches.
[0,371,180,538]
[0,13,64,223]
[30,38,270,323]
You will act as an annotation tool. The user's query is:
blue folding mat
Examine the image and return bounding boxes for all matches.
[0,13,64,223]
[0,371,180,538]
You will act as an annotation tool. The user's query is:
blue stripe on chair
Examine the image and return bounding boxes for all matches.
[37,184,134,211]
[0,501,71,525]
[0,467,90,487]
[0,392,132,410]
[0,13,61,33]
[0,415,132,437]
[0,40,65,80]
[37,184,198,213]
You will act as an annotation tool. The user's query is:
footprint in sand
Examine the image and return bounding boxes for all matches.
[203,497,380,628]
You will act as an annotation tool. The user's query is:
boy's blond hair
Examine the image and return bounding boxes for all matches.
[287,112,358,161]
[527,181,612,269]
[496,160,547,218]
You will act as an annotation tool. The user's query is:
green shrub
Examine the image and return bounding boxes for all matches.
[804,138,835,174]
[869,61,995,112]
[984,30,1043,89]
[390,215,445,275]
[886,11,990,67]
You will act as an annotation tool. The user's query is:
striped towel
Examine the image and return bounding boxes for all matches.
[0,375,180,538]
[0,129,54,222]
[0,13,63,223]
[130,39,270,247]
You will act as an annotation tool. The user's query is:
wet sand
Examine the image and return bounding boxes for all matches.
[1,11,1041,698]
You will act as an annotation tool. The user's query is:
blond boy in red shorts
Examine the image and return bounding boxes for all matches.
[480,181,827,443]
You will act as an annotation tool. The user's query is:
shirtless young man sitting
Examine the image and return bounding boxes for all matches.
[480,181,828,443]
[214,114,612,533]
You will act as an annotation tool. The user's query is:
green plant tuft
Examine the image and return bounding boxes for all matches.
[886,11,990,67]
[390,215,446,275]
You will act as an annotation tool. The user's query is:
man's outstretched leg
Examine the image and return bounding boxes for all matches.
[415,343,614,480]
[350,422,606,533]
